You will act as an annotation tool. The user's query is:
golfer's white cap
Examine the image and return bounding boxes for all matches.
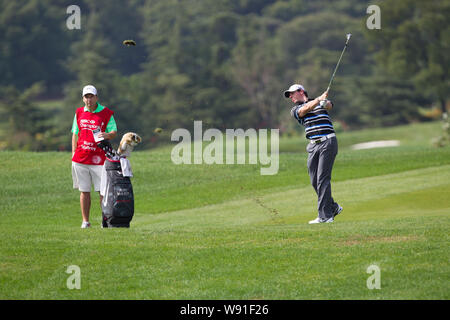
[284,84,305,98]
[82,85,97,97]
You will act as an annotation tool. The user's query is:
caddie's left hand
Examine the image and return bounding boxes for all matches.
[98,132,111,140]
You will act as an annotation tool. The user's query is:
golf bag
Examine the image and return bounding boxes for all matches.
[101,158,134,228]
[97,140,134,228]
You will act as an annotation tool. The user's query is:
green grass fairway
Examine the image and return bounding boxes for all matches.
[0,121,449,299]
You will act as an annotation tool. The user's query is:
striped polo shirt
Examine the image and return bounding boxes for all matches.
[290,100,335,140]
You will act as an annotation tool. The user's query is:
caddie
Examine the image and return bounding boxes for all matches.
[71,85,117,228]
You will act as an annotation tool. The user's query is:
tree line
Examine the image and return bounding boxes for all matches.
[0,0,448,151]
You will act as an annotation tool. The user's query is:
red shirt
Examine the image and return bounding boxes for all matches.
[72,106,114,165]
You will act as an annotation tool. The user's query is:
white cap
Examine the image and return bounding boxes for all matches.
[82,85,97,97]
[283,84,305,98]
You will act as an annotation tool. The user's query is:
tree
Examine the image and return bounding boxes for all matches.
[231,15,285,128]
[0,83,57,150]
[366,0,450,116]
[0,0,73,93]
[349,73,432,128]
[138,0,250,136]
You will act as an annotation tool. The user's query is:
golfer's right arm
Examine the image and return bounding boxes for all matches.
[297,91,329,118]
[72,133,78,157]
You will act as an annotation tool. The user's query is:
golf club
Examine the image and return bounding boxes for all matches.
[320,33,352,107]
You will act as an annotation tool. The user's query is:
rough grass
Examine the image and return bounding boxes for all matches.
[0,121,449,299]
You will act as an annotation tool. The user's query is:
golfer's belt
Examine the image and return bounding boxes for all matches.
[310,133,336,144]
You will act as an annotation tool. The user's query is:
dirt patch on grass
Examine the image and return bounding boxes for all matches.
[339,235,422,247]
[223,236,306,248]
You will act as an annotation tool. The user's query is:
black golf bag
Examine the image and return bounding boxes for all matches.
[97,140,134,228]
[101,158,134,228]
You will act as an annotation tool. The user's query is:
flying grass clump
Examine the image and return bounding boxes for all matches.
[123,39,136,46]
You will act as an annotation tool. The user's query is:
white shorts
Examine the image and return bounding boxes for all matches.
[72,161,103,192]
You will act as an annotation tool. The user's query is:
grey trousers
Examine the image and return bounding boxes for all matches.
[306,136,338,219]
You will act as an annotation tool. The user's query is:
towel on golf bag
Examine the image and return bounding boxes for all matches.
[97,140,134,228]
[120,157,133,177]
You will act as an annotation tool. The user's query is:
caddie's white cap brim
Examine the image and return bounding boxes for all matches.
[82,85,97,97]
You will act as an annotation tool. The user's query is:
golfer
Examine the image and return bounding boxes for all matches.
[284,84,342,224]
[71,85,117,228]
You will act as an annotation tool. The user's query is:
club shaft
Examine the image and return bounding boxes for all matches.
[327,39,350,91]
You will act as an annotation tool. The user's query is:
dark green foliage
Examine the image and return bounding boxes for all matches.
[0,0,74,92]
[0,0,448,150]
[366,0,450,113]
[0,83,66,150]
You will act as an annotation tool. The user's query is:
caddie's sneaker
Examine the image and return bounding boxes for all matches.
[333,204,343,218]
[81,221,91,229]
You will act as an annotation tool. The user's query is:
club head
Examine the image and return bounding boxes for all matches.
[346,33,352,41]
